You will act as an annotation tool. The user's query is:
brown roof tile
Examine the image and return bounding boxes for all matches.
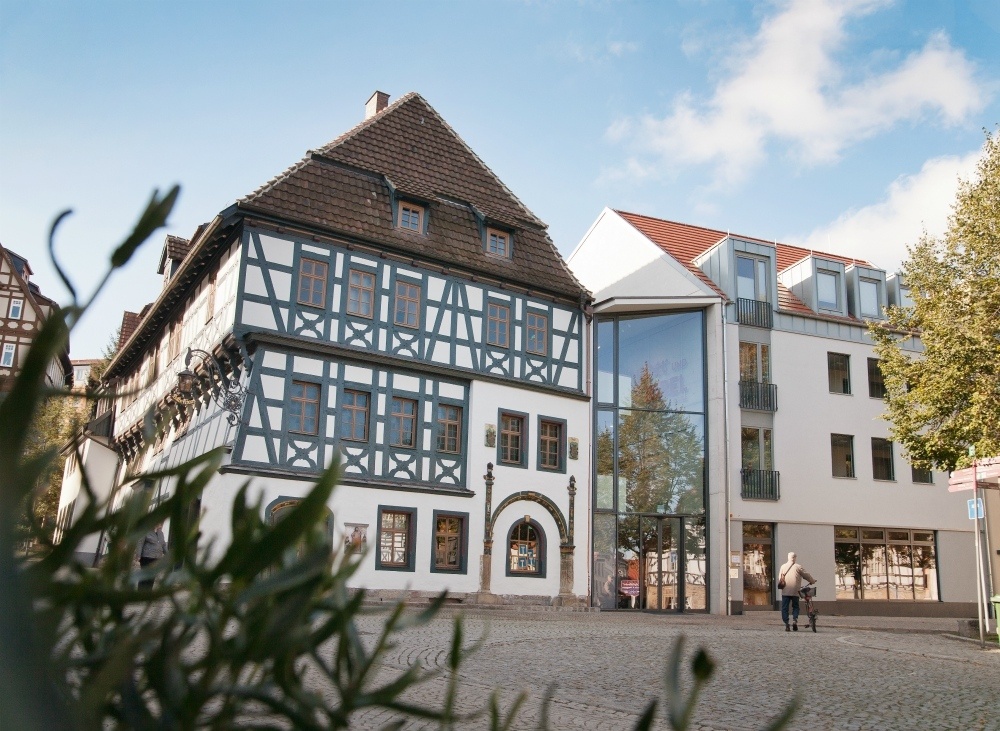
[241,93,586,300]
[118,311,141,352]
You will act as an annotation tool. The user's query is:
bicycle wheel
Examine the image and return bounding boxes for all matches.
[810,611,817,632]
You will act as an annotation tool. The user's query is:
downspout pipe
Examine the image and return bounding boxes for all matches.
[720,300,733,615]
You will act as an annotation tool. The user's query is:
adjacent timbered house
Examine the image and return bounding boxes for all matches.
[67,92,591,605]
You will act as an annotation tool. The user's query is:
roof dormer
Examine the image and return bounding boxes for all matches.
[695,237,777,327]
[779,255,848,318]
[157,235,192,288]
[846,265,887,320]
[886,273,913,309]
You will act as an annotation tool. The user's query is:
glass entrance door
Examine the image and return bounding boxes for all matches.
[641,516,681,610]
[742,522,774,608]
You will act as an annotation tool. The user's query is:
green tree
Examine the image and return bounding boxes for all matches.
[871,130,1000,470]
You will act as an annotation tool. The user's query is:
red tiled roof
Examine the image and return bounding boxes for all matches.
[614,210,870,323]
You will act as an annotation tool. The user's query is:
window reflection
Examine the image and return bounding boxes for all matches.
[835,527,937,601]
[618,313,705,414]
[618,408,704,514]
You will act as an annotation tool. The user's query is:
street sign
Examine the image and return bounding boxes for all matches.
[967,498,984,520]
[948,457,1000,491]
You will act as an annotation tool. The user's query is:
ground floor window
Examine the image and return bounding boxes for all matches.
[431,511,468,574]
[834,526,937,601]
[507,519,545,577]
[592,513,706,612]
[376,506,416,572]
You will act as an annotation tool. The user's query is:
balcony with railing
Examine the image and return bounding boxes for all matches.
[737,298,773,328]
[739,381,778,412]
[741,469,780,500]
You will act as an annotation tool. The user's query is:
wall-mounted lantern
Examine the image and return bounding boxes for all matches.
[173,348,247,426]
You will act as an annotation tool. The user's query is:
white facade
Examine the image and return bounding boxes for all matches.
[570,208,976,616]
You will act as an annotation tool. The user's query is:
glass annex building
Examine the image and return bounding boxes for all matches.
[592,311,708,612]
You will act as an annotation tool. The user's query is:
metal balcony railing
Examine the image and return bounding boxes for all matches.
[736,298,773,328]
[741,469,780,500]
[738,381,778,412]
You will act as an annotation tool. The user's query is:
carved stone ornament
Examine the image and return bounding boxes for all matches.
[485,423,497,448]
[568,437,579,460]
[344,523,368,552]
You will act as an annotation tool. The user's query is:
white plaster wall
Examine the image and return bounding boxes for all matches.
[736,327,972,533]
[936,530,977,602]
[704,303,732,614]
[567,209,711,303]
[57,438,120,558]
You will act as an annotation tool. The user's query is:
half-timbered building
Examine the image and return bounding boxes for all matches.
[66,92,591,605]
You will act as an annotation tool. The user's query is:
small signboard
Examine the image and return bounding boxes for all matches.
[949,457,1000,491]
[619,579,640,597]
[967,498,984,520]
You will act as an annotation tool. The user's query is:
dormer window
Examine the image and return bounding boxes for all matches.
[736,255,767,301]
[859,278,881,318]
[817,270,840,310]
[486,227,512,259]
[397,203,424,233]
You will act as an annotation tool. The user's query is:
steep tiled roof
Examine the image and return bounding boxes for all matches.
[241,93,586,300]
[165,235,192,262]
[118,311,141,352]
[614,210,872,323]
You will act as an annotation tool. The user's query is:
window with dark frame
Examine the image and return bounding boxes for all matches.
[394,280,420,328]
[436,404,462,453]
[389,397,417,448]
[539,420,562,470]
[288,381,320,435]
[347,269,375,318]
[508,521,543,575]
[398,203,424,232]
[526,312,548,356]
[831,433,855,478]
[828,352,851,394]
[486,228,511,258]
[434,514,464,571]
[487,303,510,348]
[378,509,413,569]
[298,258,327,307]
[340,390,370,442]
[867,358,887,399]
[499,412,523,464]
[911,466,934,484]
[739,341,770,383]
[872,437,894,480]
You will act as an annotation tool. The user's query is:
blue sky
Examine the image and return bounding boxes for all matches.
[2,0,998,358]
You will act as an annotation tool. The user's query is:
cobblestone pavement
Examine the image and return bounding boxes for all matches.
[345,608,1000,731]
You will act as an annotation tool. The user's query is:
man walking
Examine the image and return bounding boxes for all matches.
[778,551,815,631]
[136,522,168,590]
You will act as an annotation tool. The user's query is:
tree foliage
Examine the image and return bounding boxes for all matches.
[871,130,1000,470]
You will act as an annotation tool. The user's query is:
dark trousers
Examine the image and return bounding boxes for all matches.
[781,595,800,625]
[138,556,157,590]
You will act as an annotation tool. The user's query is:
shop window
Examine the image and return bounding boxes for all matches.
[288,381,320,435]
[834,526,937,601]
[506,519,545,577]
[376,506,416,572]
[431,510,468,574]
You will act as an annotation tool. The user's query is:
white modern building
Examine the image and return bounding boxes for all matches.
[64,92,592,605]
[569,209,977,617]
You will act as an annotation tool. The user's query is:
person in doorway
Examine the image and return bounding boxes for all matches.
[136,522,168,590]
[778,551,815,631]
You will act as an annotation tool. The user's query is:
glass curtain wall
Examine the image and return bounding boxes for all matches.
[594,312,708,611]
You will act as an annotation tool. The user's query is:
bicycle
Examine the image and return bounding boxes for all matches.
[799,582,818,632]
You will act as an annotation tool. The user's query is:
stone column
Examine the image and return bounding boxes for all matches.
[472,463,500,604]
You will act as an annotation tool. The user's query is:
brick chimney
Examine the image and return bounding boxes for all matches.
[365,90,390,120]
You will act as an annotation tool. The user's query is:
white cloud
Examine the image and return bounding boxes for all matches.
[608,0,986,185]
[791,150,981,273]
